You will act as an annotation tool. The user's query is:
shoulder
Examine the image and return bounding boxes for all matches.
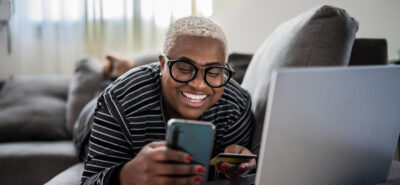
[102,62,161,104]
[219,79,251,111]
[202,79,252,122]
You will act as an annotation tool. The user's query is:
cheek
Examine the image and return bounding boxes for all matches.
[163,77,183,97]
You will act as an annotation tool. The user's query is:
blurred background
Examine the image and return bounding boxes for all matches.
[0,0,399,80]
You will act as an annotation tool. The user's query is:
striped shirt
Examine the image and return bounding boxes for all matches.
[81,63,254,185]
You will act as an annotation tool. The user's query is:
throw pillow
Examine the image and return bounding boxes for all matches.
[0,75,70,142]
[66,58,104,134]
[241,5,359,154]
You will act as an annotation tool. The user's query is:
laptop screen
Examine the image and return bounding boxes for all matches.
[256,66,400,185]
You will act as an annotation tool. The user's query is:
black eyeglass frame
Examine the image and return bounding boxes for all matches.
[162,55,235,88]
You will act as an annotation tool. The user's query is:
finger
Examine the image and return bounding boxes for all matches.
[156,175,203,185]
[218,162,248,179]
[151,146,193,163]
[219,164,242,180]
[218,162,235,173]
[238,158,257,171]
[153,163,206,176]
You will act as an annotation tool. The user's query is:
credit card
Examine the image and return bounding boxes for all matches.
[210,153,257,165]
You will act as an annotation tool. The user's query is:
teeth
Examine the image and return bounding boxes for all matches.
[182,92,207,102]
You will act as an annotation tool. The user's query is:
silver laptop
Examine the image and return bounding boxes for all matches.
[256,66,400,185]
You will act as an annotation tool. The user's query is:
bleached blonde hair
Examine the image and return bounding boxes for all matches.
[163,16,228,61]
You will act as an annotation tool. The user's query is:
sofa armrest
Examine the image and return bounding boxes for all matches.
[0,141,77,185]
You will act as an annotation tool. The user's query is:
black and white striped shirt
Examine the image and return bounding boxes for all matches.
[81,63,254,185]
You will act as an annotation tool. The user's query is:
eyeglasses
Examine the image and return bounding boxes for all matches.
[162,55,235,88]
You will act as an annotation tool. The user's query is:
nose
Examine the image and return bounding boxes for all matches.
[188,70,207,89]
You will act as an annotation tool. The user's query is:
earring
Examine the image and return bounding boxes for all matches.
[159,72,162,76]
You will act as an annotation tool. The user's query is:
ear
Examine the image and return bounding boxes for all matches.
[159,55,165,71]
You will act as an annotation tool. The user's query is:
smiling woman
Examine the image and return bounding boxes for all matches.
[81,16,256,185]
[6,0,213,77]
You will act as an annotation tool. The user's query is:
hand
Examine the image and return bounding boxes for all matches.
[103,54,134,78]
[216,144,256,179]
[119,141,205,185]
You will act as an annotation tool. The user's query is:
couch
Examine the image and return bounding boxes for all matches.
[0,5,395,185]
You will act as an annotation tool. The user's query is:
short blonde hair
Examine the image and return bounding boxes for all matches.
[163,16,228,61]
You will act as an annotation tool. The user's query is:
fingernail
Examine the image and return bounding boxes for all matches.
[221,163,228,169]
[197,166,206,173]
[194,177,203,183]
[187,155,193,162]
[239,165,246,170]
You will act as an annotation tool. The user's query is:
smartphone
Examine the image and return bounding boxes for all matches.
[166,119,215,182]
[210,153,257,166]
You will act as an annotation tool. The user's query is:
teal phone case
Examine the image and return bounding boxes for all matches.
[166,119,215,183]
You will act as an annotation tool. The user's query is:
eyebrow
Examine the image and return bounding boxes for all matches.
[177,56,224,66]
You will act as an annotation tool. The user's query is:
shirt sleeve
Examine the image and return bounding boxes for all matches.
[223,95,254,151]
[81,95,133,185]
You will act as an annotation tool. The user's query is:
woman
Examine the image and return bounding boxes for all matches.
[81,16,256,185]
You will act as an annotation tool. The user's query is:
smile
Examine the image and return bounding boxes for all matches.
[182,92,207,103]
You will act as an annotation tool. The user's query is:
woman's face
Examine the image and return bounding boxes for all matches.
[160,36,226,120]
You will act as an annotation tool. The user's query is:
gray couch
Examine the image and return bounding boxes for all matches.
[0,75,77,185]
[44,38,391,185]
[0,5,394,185]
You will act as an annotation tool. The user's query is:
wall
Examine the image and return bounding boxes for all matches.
[0,24,10,80]
[0,0,11,80]
[212,0,400,61]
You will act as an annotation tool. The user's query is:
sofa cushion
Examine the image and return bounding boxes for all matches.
[66,58,104,134]
[228,53,253,84]
[349,38,388,66]
[241,5,359,154]
[0,75,70,142]
[44,162,84,185]
[0,141,77,185]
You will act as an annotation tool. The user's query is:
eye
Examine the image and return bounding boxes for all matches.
[207,68,223,77]
[208,72,220,77]
[178,67,192,73]
[176,62,194,74]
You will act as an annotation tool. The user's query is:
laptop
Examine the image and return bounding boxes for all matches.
[256,66,400,185]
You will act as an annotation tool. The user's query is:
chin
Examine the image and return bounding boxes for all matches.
[180,109,204,120]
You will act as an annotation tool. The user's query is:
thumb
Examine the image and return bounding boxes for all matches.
[148,141,166,148]
[224,144,243,154]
